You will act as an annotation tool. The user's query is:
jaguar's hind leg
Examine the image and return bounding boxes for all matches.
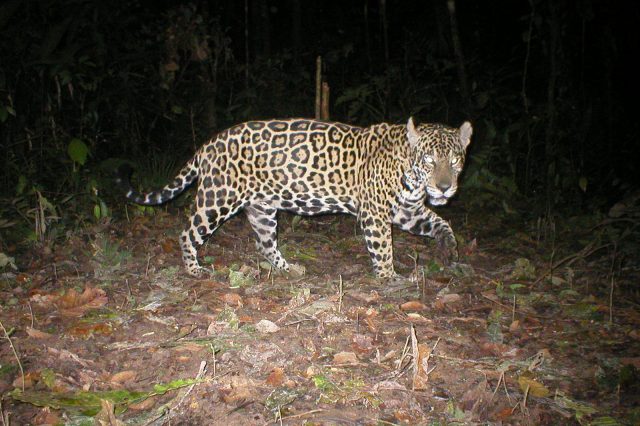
[245,203,291,271]
[180,197,240,277]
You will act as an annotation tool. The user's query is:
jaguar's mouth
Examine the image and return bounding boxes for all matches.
[429,196,449,206]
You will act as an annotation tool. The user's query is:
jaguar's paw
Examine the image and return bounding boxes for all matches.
[435,234,459,266]
[187,265,214,278]
[286,263,306,277]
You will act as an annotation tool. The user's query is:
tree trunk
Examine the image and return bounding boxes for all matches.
[291,0,301,61]
[446,0,469,105]
[379,0,389,71]
[544,1,561,211]
[244,0,250,88]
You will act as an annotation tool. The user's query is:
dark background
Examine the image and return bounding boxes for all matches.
[1,0,639,242]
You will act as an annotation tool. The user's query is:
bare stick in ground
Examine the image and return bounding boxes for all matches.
[0,320,24,392]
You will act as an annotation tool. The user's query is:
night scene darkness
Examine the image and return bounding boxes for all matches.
[1,1,640,424]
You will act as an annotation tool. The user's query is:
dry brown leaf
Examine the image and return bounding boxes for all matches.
[129,396,157,411]
[351,334,374,353]
[349,290,380,304]
[68,322,112,338]
[255,319,280,333]
[33,408,62,426]
[412,343,432,390]
[26,327,54,339]
[221,292,243,306]
[400,300,427,311]
[29,293,57,306]
[333,351,359,365]
[220,376,257,403]
[406,312,429,322]
[12,371,39,389]
[265,367,285,386]
[174,342,205,353]
[160,239,176,253]
[110,370,137,385]
[441,293,461,304]
[56,286,108,317]
[495,406,514,421]
[509,320,521,332]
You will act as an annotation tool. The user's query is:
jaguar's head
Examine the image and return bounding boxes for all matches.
[402,117,472,206]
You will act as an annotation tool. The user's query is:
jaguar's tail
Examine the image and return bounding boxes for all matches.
[116,156,199,206]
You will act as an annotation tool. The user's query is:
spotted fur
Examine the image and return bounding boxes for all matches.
[118,118,472,278]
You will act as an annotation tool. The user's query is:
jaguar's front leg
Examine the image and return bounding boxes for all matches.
[393,205,458,264]
[359,207,396,279]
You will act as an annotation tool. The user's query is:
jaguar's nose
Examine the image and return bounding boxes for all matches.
[436,181,451,192]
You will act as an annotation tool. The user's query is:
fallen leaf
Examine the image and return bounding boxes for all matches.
[518,374,550,398]
[255,319,280,334]
[110,371,137,385]
[68,323,112,338]
[160,239,176,253]
[406,312,429,322]
[495,406,514,421]
[56,286,108,317]
[400,301,427,311]
[441,293,461,304]
[32,408,62,426]
[26,327,54,339]
[129,395,157,411]
[413,343,432,390]
[509,320,520,332]
[12,371,40,389]
[349,290,380,304]
[220,292,243,306]
[333,351,359,365]
[220,376,257,403]
[351,334,374,353]
[174,343,205,353]
[265,367,285,386]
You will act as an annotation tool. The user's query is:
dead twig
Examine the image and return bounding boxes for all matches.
[0,320,24,392]
[0,397,10,426]
[265,409,324,425]
[533,242,609,285]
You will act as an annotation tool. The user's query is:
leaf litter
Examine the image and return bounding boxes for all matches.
[1,210,639,424]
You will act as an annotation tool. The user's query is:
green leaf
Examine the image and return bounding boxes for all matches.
[41,368,56,390]
[68,138,90,165]
[16,175,28,195]
[9,378,200,416]
[578,176,588,193]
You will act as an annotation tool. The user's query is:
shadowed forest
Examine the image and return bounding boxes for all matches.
[1,0,639,424]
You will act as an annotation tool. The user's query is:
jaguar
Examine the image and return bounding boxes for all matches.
[118,117,472,279]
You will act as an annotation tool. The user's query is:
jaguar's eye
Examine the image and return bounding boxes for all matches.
[451,157,459,166]
[424,156,435,165]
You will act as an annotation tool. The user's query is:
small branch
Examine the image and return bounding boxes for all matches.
[0,320,24,392]
[533,242,610,285]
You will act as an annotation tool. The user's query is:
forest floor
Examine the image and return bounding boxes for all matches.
[1,202,639,425]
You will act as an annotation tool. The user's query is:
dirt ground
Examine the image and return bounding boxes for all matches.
[1,203,639,425]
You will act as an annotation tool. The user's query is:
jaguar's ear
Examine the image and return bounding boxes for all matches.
[407,117,420,148]
[459,121,473,148]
